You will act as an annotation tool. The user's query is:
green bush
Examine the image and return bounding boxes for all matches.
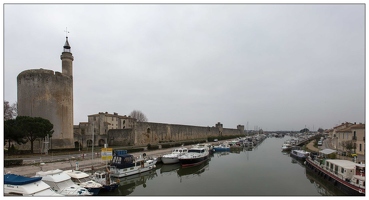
[148,144,159,150]
[327,153,336,159]
[127,148,145,153]
[161,144,172,148]
[4,159,23,167]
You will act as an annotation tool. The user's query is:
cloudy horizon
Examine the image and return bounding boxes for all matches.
[3,4,365,131]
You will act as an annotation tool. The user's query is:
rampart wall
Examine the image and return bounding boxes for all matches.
[132,122,243,146]
[107,129,135,146]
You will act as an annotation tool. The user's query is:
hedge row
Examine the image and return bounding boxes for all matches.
[4,159,23,167]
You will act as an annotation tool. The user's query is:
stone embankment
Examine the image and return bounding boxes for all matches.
[4,144,200,177]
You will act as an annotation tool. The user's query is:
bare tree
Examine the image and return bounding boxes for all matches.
[341,140,356,154]
[4,101,17,120]
[130,110,148,122]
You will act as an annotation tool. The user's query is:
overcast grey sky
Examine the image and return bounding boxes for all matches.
[3,3,365,131]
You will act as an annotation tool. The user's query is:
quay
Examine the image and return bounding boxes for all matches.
[4,143,219,177]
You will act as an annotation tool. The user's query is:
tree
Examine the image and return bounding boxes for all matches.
[4,101,17,120]
[16,116,54,153]
[130,110,148,122]
[4,119,27,149]
[341,140,356,154]
[317,128,324,133]
[300,128,309,133]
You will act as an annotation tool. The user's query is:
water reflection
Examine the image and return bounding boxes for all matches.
[230,147,243,154]
[159,163,180,175]
[305,168,346,196]
[98,137,346,196]
[177,161,210,182]
[102,170,158,196]
[213,151,230,158]
[291,157,305,168]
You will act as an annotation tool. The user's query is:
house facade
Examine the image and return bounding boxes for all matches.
[333,122,365,156]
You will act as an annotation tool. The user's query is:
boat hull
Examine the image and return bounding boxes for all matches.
[100,183,119,192]
[86,187,101,195]
[213,147,230,152]
[4,174,63,196]
[290,153,307,161]
[110,162,157,178]
[179,155,209,167]
[305,158,365,196]
[290,150,309,161]
[161,157,179,164]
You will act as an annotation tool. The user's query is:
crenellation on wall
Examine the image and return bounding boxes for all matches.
[74,112,244,148]
[129,121,243,146]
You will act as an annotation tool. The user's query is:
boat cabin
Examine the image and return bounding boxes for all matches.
[188,148,206,154]
[324,159,359,181]
[110,154,136,169]
[172,148,188,154]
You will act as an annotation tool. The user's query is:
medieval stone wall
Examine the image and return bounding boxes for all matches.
[74,120,244,148]
[107,129,135,146]
[132,122,243,146]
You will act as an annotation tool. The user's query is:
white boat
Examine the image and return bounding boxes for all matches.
[4,173,63,196]
[109,151,157,178]
[64,169,103,195]
[91,170,119,192]
[306,155,365,196]
[178,144,210,167]
[290,149,310,161]
[281,141,292,151]
[161,147,188,164]
[34,169,93,196]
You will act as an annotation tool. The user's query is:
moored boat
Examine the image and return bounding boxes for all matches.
[290,149,310,161]
[4,173,63,196]
[91,170,119,192]
[34,169,93,196]
[161,147,188,164]
[109,150,157,178]
[281,140,292,151]
[212,143,230,152]
[64,169,103,195]
[178,144,210,167]
[305,155,365,196]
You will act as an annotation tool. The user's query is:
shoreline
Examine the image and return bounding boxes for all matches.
[3,144,202,177]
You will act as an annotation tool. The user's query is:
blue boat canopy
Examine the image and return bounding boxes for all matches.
[4,174,42,185]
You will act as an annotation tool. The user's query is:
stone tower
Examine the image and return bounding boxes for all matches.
[17,37,74,149]
[61,37,73,76]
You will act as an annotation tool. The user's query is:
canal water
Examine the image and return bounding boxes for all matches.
[99,136,346,196]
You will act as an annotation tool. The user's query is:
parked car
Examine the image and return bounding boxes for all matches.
[214,139,218,142]
[317,140,323,146]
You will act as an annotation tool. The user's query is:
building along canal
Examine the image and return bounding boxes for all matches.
[99,136,346,196]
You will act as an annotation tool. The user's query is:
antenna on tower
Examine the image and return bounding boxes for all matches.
[64,27,69,37]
